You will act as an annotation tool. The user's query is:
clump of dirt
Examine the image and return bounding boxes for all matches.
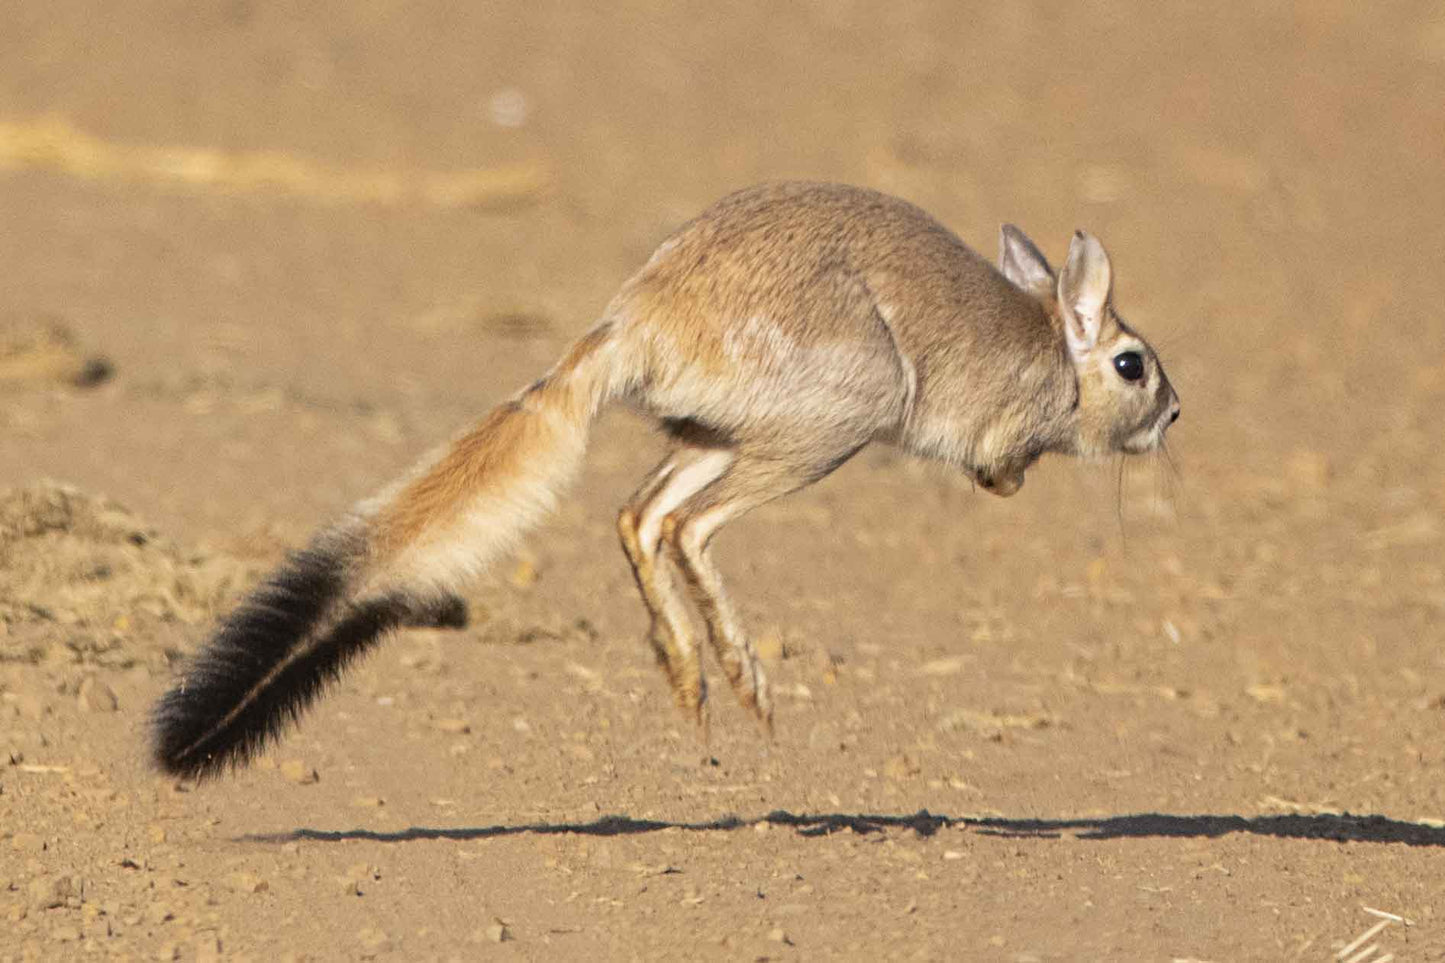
[0,316,113,389]
[0,481,258,634]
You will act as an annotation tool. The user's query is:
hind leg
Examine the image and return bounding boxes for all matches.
[617,446,734,732]
[661,445,864,737]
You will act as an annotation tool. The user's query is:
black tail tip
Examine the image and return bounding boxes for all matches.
[399,593,469,630]
[150,678,264,781]
[145,518,466,783]
[145,538,356,782]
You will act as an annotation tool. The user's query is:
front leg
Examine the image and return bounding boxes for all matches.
[975,464,1026,497]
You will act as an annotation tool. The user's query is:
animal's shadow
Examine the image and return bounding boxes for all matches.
[244,809,1445,847]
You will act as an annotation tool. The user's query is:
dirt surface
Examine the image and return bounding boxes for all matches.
[3,2,1445,960]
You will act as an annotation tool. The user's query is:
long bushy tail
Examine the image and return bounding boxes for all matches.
[152,322,631,779]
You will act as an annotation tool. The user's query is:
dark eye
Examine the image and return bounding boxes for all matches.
[1113,351,1145,382]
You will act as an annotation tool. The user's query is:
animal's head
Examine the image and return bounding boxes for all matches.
[999,225,1180,457]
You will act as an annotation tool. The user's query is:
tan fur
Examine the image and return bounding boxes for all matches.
[378,402,536,554]
[343,182,1179,737]
[375,322,619,557]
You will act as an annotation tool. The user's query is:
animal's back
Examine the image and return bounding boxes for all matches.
[608,182,1063,460]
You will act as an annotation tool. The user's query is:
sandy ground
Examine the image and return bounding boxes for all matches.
[3,1,1445,960]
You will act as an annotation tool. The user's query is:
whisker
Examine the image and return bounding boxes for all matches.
[1115,455,1128,543]
[1153,450,1164,517]
[1157,440,1186,518]
[1160,439,1184,488]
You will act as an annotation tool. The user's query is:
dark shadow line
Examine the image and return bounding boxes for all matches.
[240,809,1445,847]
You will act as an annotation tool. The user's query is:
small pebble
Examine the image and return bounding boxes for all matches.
[279,760,318,784]
[77,677,119,713]
[50,923,82,942]
[196,935,222,963]
[11,832,45,852]
[357,925,391,952]
[28,875,74,910]
[755,630,785,662]
[228,872,269,894]
[883,754,920,781]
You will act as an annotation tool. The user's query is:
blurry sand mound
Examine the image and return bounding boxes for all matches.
[0,481,260,631]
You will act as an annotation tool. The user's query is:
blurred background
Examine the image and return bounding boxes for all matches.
[3,1,1442,532]
[5,0,1439,520]
[2,2,1444,957]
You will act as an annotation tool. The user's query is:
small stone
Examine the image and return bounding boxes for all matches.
[433,718,470,734]
[1246,683,1286,705]
[28,875,74,909]
[351,796,385,809]
[768,927,790,943]
[156,942,180,961]
[883,754,921,781]
[279,760,318,785]
[145,902,175,925]
[196,934,222,963]
[755,630,785,662]
[357,926,391,952]
[347,863,379,882]
[228,872,269,894]
[919,657,966,676]
[486,919,512,943]
[50,924,82,942]
[11,832,45,852]
[77,677,119,713]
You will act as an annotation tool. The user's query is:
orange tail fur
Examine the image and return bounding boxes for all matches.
[152,322,631,778]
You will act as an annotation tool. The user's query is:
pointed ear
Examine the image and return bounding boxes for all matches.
[998,224,1055,299]
[1057,231,1112,355]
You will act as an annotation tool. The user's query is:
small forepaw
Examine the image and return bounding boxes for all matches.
[976,468,1025,497]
